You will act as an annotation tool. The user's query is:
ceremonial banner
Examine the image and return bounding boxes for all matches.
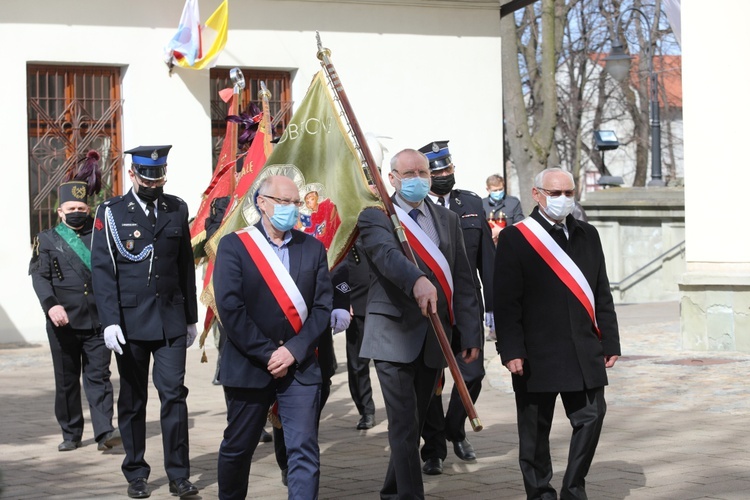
[190,90,240,259]
[201,71,381,325]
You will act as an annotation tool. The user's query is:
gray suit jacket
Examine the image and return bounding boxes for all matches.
[357,200,482,369]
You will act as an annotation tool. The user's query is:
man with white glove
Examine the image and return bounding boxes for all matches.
[104,325,126,355]
[186,323,198,348]
[331,308,351,334]
[485,312,496,341]
[91,146,199,499]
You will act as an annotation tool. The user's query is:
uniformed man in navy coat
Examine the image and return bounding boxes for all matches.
[91,145,198,499]
[418,141,495,474]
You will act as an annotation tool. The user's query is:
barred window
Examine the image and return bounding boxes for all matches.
[27,64,123,241]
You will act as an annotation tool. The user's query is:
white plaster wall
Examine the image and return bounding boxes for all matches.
[0,0,502,342]
[682,2,750,271]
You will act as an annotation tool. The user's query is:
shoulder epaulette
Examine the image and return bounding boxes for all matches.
[102,195,124,206]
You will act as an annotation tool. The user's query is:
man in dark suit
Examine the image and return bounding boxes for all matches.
[91,145,199,499]
[418,140,495,474]
[493,167,621,500]
[213,174,332,500]
[29,179,120,453]
[344,239,376,430]
[357,148,482,499]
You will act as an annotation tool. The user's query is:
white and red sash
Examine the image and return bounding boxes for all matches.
[516,217,600,338]
[395,205,455,324]
[235,227,308,333]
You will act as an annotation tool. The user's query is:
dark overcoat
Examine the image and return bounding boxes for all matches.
[493,207,621,393]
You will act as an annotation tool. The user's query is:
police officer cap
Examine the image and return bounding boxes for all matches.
[59,181,89,205]
[125,145,172,180]
[418,140,452,171]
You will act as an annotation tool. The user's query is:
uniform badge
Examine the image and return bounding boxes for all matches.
[455,197,462,206]
[133,230,141,238]
[432,143,440,153]
[336,282,351,294]
[126,240,135,251]
[95,218,104,231]
[72,186,87,199]
[151,150,159,161]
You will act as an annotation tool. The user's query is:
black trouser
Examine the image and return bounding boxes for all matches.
[375,356,440,500]
[420,348,484,461]
[47,324,115,442]
[515,387,606,500]
[345,315,375,417]
[116,336,189,482]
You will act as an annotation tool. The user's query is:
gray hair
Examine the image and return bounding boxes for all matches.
[534,167,574,188]
[390,149,428,171]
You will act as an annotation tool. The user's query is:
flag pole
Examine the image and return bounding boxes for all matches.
[227,68,245,192]
[315,32,482,432]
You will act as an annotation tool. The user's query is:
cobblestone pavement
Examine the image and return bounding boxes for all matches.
[2,301,750,499]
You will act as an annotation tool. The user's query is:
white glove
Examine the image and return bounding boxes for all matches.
[186,323,198,348]
[104,325,126,355]
[484,312,495,332]
[331,308,351,334]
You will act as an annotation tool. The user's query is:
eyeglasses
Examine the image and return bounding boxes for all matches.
[392,169,431,180]
[261,194,304,207]
[537,187,575,198]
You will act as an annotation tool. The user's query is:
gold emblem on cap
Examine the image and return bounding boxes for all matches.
[72,186,87,199]
[151,150,159,161]
[432,143,440,153]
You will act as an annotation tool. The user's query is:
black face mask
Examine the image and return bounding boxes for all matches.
[137,185,163,203]
[430,173,455,196]
[63,212,88,229]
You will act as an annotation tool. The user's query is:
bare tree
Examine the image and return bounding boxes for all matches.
[501,0,569,210]
[502,0,681,195]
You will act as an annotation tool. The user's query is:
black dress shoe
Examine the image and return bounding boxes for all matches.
[422,457,443,475]
[260,428,273,443]
[281,468,288,486]
[169,478,198,497]
[356,414,375,430]
[127,478,150,499]
[97,428,122,450]
[58,439,81,452]
[453,439,477,462]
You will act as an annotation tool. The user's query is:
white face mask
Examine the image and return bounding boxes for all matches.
[544,195,575,220]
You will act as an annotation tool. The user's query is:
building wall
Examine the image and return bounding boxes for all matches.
[583,187,685,304]
[0,0,502,343]
[680,1,750,351]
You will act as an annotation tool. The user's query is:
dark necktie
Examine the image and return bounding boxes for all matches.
[550,223,567,250]
[146,202,156,226]
[409,208,421,227]
[437,197,445,206]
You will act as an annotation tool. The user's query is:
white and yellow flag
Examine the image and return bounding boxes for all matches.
[165,0,228,70]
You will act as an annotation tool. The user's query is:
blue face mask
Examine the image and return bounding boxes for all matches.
[269,203,299,232]
[489,190,505,202]
[398,176,431,203]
